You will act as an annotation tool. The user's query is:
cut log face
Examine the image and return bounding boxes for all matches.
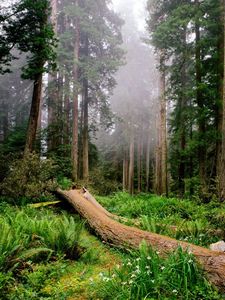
[57,188,225,290]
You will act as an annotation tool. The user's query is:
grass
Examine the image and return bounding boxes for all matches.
[97,192,225,247]
[94,242,221,300]
[0,204,85,298]
[1,192,225,299]
[5,233,123,300]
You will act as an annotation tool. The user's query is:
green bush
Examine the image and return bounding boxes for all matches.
[89,167,122,196]
[0,152,57,202]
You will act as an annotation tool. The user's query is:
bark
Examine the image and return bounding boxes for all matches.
[158,58,168,196]
[216,1,224,179]
[195,0,207,195]
[64,70,70,145]
[56,72,63,146]
[36,87,43,152]
[178,35,187,197]
[128,131,134,194]
[78,100,84,178]
[154,117,162,195]
[24,73,43,154]
[57,188,225,290]
[82,79,89,181]
[71,10,80,182]
[220,0,225,201]
[146,133,151,192]
[47,0,58,152]
[82,34,89,182]
[137,134,142,193]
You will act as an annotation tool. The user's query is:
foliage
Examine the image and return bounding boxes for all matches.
[0,152,57,202]
[89,166,122,195]
[95,243,220,300]
[0,205,84,274]
[57,176,73,190]
[1,0,56,77]
[97,192,224,247]
[146,0,224,198]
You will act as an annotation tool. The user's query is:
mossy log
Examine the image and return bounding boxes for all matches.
[57,188,225,290]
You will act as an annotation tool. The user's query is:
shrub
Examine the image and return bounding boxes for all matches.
[0,152,57,202]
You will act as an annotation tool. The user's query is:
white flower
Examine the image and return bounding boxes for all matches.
[112,274,116,278]
[127,262,132,266]
[151,280,155,283]
[90,278,94,282]
[172,289,178,294]
[136,257,141,261]
[122,282,127,285]
[188,259,193,263]
[161,266,165,270]
[104,278,110,282]
[147,256,151,260]
[156,251,160,255]
[116,264,120,269]
[145,266,150,269]
[131,274,136,278]
[99,272,104,277]
[129,280,133,284]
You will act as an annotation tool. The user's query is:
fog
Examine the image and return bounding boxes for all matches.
[0,0,160,191]
[97,0,160,161]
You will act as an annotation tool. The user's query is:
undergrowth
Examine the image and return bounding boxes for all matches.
[94,242,221,300]
[0,205,84,297]
[97,192,225,246]
[1,192,225,299]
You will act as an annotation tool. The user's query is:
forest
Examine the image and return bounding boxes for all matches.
[0,0,225,299]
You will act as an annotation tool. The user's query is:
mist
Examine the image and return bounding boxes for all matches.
[96,0,160,192]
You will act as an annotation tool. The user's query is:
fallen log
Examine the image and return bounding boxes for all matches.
[82,187,140,226]
[57,188,225,290]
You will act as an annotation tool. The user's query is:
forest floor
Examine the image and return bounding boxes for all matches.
[1,192,225,299]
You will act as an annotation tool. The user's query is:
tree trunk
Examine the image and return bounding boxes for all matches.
[82,79,89,181]
[123,151,128,192]
[57,188,225,291]
[128,130,134,194]
[155,112,161,194]
[216,1,224,179]
[64,70,70,145]
[177,27,188,197]
[24,73,43,154]
[195,0,207,196]
[160,66,168,196]
[219,0,225,201]
[146,133,151,192]
[137,135,142,193]
[56,72,63,147]
[71,10,80,182]
[47,0,58,152]
[36,87,43,152]
[82,32,89,182]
